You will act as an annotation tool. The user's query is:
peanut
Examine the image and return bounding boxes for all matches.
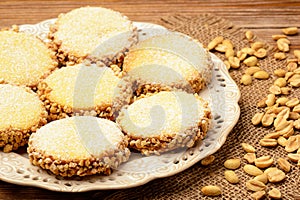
[277,107,290,119]
[289,111,300,120]
[201,155,216,166]
[201,185,222,196]
[224,158,241,170]
[244,153,256,164]
[285,135,300,152]
[257,98,267,108]
[274,117,290,131]
[240,74,252,85]
[274,78,287,87]
[245,30,254,41]
[282,27,298,35]
[225,48,235,58]
[266,106,284,115]
[278,136,288,146]
[259,138,277,147]
[215,44,227,52]
[294,50,300,59]
[288,74,300,83]
[277,38,290,52]
[272,34,287,40]
[261,113,274,127]
[294,119,300,129]
[274,52,287,60]
[274,68,286,77]
[241,47,255,55]
[277,158,291,172]
[224,60,231,70]
[290,79,300,87]
[243,56,258,67]
[243,164,263,176]
[253,71,269,80]
[278,38,291,45]
[287,58,299,63]
[241,143,256,153]
[251,42,264,51]
[286,97,299,107]
[237,50,247,61]
[293,104,300,113]
[264,167,286,183]
[285,71,295,80]
[268,188,281,199]
[245,66,262,75]
[246,179,266,192]
[224,170,239,184]
[269,85,281,95]
[264,132,280,139]
[222,39,234,49]
[207,36,224,50]
[254,48,267,58]
[252,113,264,125]
[280,87,292,95]
[278,121,294,138]
[276,97,289,106]
[287,62,298,72]
[265,94,276,107]
[254,156,274,168]
[287,153,300,162]
[294,67,300,74]
[251,191,266,200]
[228,56,240,69]
[254,173,268,184]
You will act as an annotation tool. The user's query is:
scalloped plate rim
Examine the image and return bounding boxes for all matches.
[0,18,241,192]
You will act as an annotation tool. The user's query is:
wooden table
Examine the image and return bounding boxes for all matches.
[0,1,300,199]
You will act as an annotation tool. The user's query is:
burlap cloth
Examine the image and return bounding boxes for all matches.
[93,14,300,200]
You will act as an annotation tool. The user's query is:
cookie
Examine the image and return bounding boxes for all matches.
[37,63,132,121]
[48,6,138,66]
[0,84,47,152]
[0,30,57,88]
[28,116,130,177]
[117,91,212,155]
[123,32,213,95]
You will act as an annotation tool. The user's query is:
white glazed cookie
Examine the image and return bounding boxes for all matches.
[117,91,212,155]
[123,32,213,95]
[49,6,138,66]
[0,30,57,88]
[37,63,132,121]
[0,84,47,152]
[28,116,130,177]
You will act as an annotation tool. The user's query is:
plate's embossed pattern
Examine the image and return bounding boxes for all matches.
[0,19,240,192]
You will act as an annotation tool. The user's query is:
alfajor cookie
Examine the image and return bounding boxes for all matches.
[0,84,47,152]
[117,91,212,155]
[28,116,130,177]
[123,32,213,96]
[37,63,132,121]
[48,6,138,66]
[0,30,57,88]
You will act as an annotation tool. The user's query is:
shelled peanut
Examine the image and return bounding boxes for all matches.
[207,35,269,74]
[204,27,300,198]
[240,142,289,199]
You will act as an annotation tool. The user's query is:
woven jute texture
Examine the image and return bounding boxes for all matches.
[96,14,300,200]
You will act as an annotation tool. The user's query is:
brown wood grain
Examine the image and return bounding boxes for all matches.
[0,0,300,199]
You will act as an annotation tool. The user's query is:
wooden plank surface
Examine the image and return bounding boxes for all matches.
[0,0,300,49]
[0,0,300,199]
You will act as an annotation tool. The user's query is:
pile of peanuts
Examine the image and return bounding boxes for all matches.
[200,27,299,199]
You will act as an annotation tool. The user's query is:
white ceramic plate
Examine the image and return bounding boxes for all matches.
[0,19,240,192]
